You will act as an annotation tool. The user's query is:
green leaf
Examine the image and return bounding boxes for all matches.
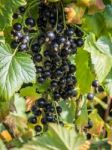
[75,49,95,93]
[13,94,26,117]
[48,0,60,2]
[103,5,112,29]
[0,140,7,150]
[59,100,76,123]
[89,109,104,135]
[105,69,112,96]
[0,43,36,100]
[76,96,88,129]
[19,124,86,150]
[96,35,112,56]
[0,0,26,30]
[82,13,104,37]
[84,33,112,82]
[20,85,38,97]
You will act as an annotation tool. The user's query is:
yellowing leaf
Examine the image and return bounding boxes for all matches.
[65,4,86,24]
[0,130,12,142]
[89,109,104,135]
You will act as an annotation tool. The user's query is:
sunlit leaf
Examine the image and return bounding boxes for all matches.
[18,124,86,150]
[89,109,104,135]
[0,43,36,100]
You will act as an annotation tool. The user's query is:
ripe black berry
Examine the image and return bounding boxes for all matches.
[69,64,76,73]
[92,80,99,88]
[46,31,55,41]
[19,6,25,13]
[31,43,40,52]
[34,54,42,62]
[33,109,42,116]
[76,38,84,47]
[34,125,42,132]
[13,23,22,31]
[28,116,37,124]
[25,17,35,27]
[37,77,45,83]
[36,98,46,108]
[87,93,94,100]
[36,66,43,73]
[46,115,54,122]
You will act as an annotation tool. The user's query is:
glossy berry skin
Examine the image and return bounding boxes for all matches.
[36,98,46,108]
[48,106,55,113]
[34,54,42,62]
[33,109,42,116]
[46,31,55,41]
[76,38,84,47]
[87,93,94,100]
[41,118,47,124]
[37,77,45,83]
[31,43,40,52]
[54,92,60,100]
[19,6,25,13]
[13,23,22,31]
[34,125,42,132]
[25,17,35,27]
[28,116,37,124]
[92,80,99,88]
[66,28,74,36]
[46,115,54,122]
[69,64,76,73]
[50,80,58,88]
[36,66,43,73]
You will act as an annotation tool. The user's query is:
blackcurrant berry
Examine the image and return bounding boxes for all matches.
[48,106,55,113]
[87,93,94,100]
[31,43,40,53]
[41,118,47,124]
[46,115,54,122]
[54,92,60,100]
[25,17,35,27]
[36,98,46,108]
[13,23,22,31]
[76,38,84,47]
[34,54,42,62]
[92,80,99,88]
[69,64,76,73]
[46,31,55,41]
[33,109,42,116]
[36,66,43,73]
[28,116,37,124]
[65,28,74,36]
[34,125,42,132]
[37,77,45,83]
[19,6,25,13]
[50,80,58,88]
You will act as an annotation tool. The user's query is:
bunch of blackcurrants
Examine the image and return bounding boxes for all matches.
[11,1,84,134]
